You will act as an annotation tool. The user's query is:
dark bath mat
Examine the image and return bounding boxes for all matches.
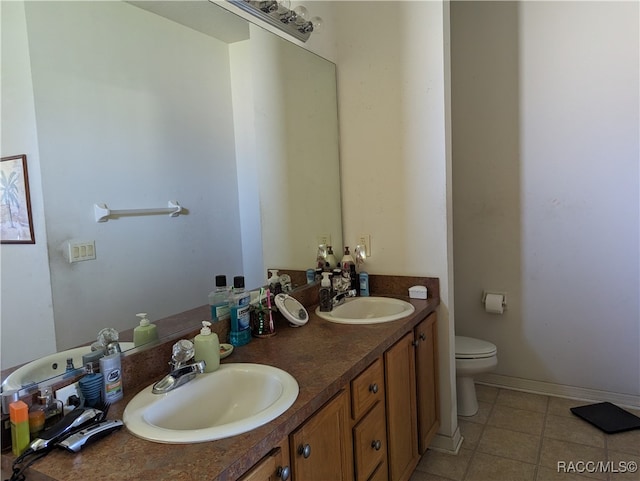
[570,402,640,434]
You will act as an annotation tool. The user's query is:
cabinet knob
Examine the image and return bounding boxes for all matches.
[371,440,382,451]
[277,465,291,480]
[369,383,379,394]
[298,443,311,459]
[412,340,419,347]
[419,332,426,341]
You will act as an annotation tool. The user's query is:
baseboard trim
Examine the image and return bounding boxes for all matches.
[477,373,640,409]
[429,425,463,454]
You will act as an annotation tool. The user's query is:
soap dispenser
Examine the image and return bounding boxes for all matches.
[133,313,158,347]
[319,272,333,312]
[341,246,355,272]
[326,246,338,269]
[194,321,220,373]
[268,269,282,295]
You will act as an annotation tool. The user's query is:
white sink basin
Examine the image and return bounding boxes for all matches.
[315,296,415,324]
[123,363,299,444]
[1,343,135,391]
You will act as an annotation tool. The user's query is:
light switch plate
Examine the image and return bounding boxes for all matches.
[67,240,96,263]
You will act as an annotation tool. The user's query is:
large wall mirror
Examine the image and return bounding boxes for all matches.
[1,0,342,378]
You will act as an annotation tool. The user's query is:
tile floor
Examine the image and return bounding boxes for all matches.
[411,385,640,481]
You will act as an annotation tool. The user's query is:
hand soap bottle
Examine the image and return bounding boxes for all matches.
[194,321,220,373]
[133,313,158,347]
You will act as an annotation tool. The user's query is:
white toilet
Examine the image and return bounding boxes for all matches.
[455,336,498,416]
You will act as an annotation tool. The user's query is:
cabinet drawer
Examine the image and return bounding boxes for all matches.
[353,401,387,481]
[351,357,384,420]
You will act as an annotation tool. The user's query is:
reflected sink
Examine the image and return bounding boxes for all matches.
[123,363,299,444]
[315,296,415,324]
[1,343,135,391]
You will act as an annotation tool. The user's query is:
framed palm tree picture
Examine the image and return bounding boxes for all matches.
[1,155,35,244]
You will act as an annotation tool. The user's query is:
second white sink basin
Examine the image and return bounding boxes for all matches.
[123,363,298,444]
[1,343,135,391]
[315,296,415,324]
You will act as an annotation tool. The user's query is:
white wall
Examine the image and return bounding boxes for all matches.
[452,1,639,401]
[1,1,245,362]
[334,1,458,450]
[0,2,57,369]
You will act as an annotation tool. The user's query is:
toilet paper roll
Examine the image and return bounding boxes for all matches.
[484,294,504,314]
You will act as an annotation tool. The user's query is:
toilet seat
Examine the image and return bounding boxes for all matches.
[455,336,497,359]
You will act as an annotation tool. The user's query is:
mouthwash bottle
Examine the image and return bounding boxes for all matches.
[208,275,230,322]
[229,276,251,346]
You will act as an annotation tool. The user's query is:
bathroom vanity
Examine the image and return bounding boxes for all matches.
[1,277,440,481]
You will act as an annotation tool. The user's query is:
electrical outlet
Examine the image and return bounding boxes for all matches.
[55,382,81,409]
[317,234,331,247]
[358,234,371,257]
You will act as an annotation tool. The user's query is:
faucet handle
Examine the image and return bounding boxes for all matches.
[172,339,195,364]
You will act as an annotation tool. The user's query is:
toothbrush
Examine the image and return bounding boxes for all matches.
[266,288,274,332]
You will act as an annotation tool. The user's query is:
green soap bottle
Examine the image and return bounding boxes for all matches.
[133,313,158,347]
[194,321,220,373]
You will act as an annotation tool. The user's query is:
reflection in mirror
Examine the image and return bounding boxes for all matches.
[0,1,341,380]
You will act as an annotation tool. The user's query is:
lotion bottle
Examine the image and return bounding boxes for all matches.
[194,321,220,373]
[133,313,158,347]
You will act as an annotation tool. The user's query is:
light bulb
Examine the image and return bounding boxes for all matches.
[293,5,309,25]
[311,16,324,33]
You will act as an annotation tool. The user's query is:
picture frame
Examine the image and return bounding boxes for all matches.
[1,154,35,244]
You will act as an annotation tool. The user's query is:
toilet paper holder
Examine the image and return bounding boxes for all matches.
[481,291,507,310]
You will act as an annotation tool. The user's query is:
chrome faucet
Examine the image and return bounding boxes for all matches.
[332,288,357,308]
[152,340,205,394]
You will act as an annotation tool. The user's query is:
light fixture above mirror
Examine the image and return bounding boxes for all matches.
[228,0,323,42]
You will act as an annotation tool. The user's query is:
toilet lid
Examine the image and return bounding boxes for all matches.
[455,336,497,359]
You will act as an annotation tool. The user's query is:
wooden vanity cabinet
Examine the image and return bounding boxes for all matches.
[239,440,291,481]
[242,313,439,481]
[290,389,353,481]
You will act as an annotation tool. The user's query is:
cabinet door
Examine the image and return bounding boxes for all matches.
[290,389,354,481]
[415,313,440,454]
[239,441,291,481]
[384,332,419,481]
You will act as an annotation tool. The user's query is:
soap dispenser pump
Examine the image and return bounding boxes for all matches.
[133,313,158,347]
[194,321,220,373]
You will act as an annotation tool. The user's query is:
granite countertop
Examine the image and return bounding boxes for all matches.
[2,288,438,481]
